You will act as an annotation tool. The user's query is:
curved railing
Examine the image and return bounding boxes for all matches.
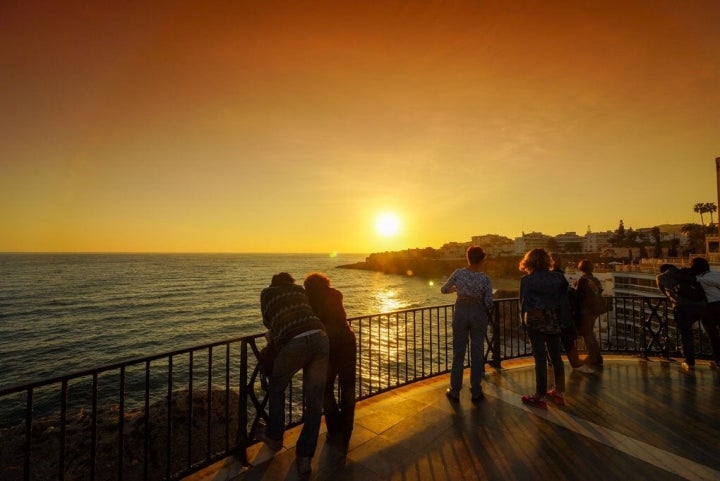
[0,296,714,481]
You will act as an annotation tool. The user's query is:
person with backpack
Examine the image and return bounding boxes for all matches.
[689,258,720,369]
[550,253,591,372]
[574,260,605,368]
[656,264,706,371]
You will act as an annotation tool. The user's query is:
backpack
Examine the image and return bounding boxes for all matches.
[675,268,707,303]
[587,276,608,315]
[574,275,607,316]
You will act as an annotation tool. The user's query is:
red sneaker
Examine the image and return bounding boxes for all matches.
[521,394,548,409]
[546,389,565,406]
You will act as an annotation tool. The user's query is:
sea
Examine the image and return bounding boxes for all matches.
[0,253,453,390]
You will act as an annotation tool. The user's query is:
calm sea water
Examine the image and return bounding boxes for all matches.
[0,253,452,389]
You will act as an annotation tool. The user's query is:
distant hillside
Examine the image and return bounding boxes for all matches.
[654,223,687,234]
[339,255,525,281]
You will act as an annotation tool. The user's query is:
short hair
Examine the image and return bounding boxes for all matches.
[550,252,562,268]
[691,257,710,274]
[271,272,295,286]
[659,263,676,273]
[303,272,330,291]
[519,248,551,273]
[577,259,594,274]
[466,246,486,265]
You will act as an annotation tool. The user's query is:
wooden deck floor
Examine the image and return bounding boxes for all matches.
[185,356,720,481]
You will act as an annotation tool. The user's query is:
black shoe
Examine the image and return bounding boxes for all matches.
[445,389,460,401]
[471,393,485,403]
[296,456,312,476]
[326,431,349,449]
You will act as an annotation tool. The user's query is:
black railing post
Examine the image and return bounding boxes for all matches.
[237,340,249,466]
[91,373,98,481]
[23,388,32,481]
[118,366,126,481]
[489,306,502,369]
[59,379,67,481]
[207,347,213,459]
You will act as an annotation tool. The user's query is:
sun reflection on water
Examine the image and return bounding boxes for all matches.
[376,289,405,313]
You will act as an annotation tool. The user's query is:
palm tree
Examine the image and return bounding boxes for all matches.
[704,202,717,228]
[694,203,707,226]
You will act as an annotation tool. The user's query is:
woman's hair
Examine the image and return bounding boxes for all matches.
[466,245,486,265]
[519,248,551,273]
[577,259,594,274]
[691,257,710,274]
[303,272,330,291]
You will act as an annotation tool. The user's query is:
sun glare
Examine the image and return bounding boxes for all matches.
[376,212,401,237]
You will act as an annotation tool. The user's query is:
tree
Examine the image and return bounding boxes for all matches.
[705,202,717,228]
[651,226,662,258]
[611,220,626,247]
[694,202,707,227]
[626,227,638,246]
[681,223,706,254]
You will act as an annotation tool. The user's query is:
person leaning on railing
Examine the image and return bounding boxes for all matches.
[303,272,357,451]
[690,258,720,369]
[258,272,329,477]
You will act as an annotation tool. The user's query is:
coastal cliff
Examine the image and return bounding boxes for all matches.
[339,254,524,297]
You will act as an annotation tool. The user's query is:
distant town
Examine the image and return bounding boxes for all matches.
[367,220,710,263]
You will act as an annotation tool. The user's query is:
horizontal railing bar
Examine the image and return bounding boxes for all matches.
[0,334,265,396]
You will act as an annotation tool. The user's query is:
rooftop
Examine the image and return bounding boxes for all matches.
[185,356,720,481]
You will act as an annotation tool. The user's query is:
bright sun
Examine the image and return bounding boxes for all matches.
[376,212,401,237]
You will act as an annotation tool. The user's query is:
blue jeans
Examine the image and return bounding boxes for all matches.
[450,302,488,397]
[267,331,329,457]
[674,303,704,366]
[528,328,565,395]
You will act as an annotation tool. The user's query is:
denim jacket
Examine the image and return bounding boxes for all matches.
[520,270,572,328]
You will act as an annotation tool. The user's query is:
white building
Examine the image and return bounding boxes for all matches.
[513,232,551,255]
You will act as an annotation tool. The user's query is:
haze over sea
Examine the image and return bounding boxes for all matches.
[0,253,452,389]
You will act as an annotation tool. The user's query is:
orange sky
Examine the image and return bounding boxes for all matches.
[1,1,719,253]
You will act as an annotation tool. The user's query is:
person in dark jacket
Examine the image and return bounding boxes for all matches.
[259,272,329,477]
[657,264,706,371]
[304,273,357,449]
[519,248,569,409]
[691,257,720,369]
[574,260,604,368]
[550,252,585,370]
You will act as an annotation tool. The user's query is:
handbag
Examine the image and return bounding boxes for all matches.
[523,308,561,335]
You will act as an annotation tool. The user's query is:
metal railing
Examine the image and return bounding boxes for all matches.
[0,296,714,481]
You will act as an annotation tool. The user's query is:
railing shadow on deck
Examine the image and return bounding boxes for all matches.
[0,296,715,481]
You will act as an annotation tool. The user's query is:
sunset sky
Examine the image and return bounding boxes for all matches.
[2,1,719,254]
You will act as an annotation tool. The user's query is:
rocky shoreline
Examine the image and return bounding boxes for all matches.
[0,389,241,481]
